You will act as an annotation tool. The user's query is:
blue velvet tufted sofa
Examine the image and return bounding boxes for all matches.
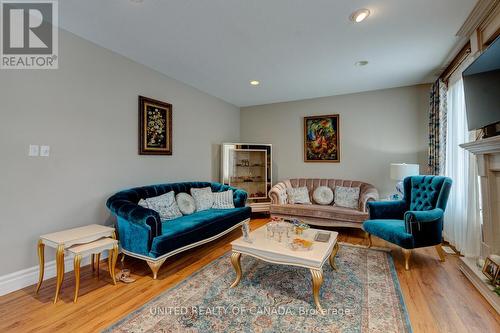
[363,175,452,270]
[106,182,251,278]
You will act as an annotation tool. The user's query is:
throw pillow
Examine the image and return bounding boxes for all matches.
[212,190,235,209]
[287,187,311,204]
[176,193,196,215]
[334,186,360,209]
[138,199,149,208]
[313,186,334,205]
[144,191,183,221]
[190,187,214,212]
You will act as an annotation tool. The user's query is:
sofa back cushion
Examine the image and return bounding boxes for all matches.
[288,179,367,201]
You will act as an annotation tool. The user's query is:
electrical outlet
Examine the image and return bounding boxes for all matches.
[29,145,39,156]
[40,145,50,157]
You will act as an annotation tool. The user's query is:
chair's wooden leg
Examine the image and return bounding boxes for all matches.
[146,258,167,279]
[402,249,411,271]
[365,233,372,248]
[435,244,446,262]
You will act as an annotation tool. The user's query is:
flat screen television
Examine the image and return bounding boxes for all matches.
[463,36,500,137]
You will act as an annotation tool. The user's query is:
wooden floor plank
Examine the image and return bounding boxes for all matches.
[0,218,499,333]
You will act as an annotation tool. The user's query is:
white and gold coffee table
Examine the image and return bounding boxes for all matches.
[230,225,339,313]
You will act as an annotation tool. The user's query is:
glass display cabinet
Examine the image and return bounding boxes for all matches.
[221,143,272,212]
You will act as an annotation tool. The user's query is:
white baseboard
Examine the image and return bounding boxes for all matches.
[0,252,109,296]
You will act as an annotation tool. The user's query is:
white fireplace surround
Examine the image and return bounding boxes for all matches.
[460,135,500,313]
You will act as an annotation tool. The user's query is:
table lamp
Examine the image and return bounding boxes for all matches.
[390,163,420,199]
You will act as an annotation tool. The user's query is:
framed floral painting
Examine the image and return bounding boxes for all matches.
[304,114,340,162]
[139,96,172,155]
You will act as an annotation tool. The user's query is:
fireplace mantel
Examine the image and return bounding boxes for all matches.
[460,135,500,155]
[459,135,500,314]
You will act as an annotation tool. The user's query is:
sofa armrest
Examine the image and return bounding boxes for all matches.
[368,200,407,220]
[359,186,379,212]
[269,182,288,205]
[106,198,162,239]
[211,183,248,207]
[404,208,443,234]
[232,188,248,207]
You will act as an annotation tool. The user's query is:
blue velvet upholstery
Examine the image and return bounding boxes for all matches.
[106,182,250,258]
[363,176,452,249]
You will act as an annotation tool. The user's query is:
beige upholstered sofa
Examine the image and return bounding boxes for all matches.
[269,178,379,228]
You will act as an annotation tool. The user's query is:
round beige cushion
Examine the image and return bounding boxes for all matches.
[176,193,196,215]
[313,186,334,205]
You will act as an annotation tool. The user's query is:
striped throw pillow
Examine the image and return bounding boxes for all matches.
[212,190,235,209]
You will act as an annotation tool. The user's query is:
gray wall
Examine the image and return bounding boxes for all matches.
[0,30,240,275]
[240,85,430,196]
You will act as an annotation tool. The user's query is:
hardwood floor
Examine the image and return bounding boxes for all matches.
[1,218,499,333]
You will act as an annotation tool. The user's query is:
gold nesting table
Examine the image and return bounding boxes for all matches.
[36,224,118,303]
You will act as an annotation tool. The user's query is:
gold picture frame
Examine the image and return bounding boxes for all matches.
[304,114,340,162]
[139,96,172,155]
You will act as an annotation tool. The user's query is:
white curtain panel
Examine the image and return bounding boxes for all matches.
[444,77,481,257]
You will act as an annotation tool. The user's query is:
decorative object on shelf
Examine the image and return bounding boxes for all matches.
[138,96,172,155]
[221,143,272,213]
[390,163,420,199]
[482,255,500,284]
[304,114,340,162]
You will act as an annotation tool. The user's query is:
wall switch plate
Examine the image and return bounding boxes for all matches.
[40,145,50,157]
[29,145,39,156]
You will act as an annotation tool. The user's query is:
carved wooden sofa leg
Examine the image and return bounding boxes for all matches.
[435,244,446,262]
[146,258,167,279]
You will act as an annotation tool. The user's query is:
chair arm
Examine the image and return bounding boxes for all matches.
[404,208,444,243]
[367,200,407,220]
[269,182,288,205]
[359,186,379,212]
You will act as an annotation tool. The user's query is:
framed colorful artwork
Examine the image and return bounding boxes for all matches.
[138,96,172,155]
[304,114,340,162]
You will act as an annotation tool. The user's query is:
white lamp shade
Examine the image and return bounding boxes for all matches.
[390,163,420,181]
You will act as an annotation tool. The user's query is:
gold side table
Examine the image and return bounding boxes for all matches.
[67,238,118,303]
[36,224,116,303]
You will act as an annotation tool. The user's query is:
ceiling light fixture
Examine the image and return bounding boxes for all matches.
[355,61,369,67]
[350,8,371,23]
[250,80,260,86]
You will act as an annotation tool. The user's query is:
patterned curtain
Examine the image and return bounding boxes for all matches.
[428,79,447,175]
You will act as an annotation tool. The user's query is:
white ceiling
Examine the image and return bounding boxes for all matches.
[59,0,477,107]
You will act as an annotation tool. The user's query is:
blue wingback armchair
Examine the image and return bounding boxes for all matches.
[363,176,452,270]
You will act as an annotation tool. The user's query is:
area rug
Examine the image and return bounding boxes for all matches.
[104,244,412,333]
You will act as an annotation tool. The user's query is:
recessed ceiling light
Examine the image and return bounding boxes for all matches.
[355,61,369,67]
[350,9,371,23]
[250,80,260,86]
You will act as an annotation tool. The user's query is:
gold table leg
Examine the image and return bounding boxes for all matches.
[73,255,81,303]
[54,244,65,304]
[329,242,340,270]
[109,244,118,285]
[35,239,45,294]
[310,269,324,313]
[230,252,242,288]
[95,253,101,279]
